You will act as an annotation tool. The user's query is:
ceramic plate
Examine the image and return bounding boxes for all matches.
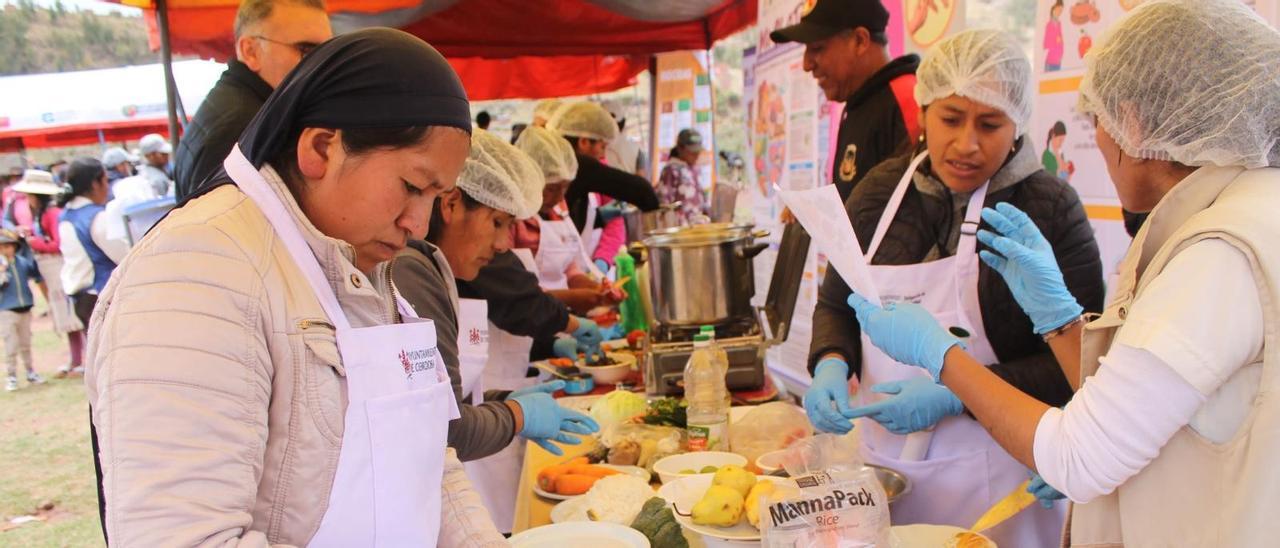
[533,464,650,501]
[655,473,791,541]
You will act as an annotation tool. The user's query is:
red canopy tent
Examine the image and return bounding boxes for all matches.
[111,0,756,101]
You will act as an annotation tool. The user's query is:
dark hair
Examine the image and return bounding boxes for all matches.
[1047,120,1068,148]
[425,188,484,244]
[475,111,491,130]
[269,125,465,200]
[58,157,105,207]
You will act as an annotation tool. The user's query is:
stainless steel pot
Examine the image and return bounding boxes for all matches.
[623,203,684,242]
[638,223,769,326]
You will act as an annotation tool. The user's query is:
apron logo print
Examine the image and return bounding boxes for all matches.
[467,328,486,346]
[398,348,436,379]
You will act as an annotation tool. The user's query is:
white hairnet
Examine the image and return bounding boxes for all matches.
[458,129,545,220]
[1078,0,1280,168]
[514,125,580,183]
[548,101,620,142]
[915,29,1033,136]
[532,99,563,122]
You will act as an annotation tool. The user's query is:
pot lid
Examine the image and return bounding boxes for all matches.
[642,222,756,248]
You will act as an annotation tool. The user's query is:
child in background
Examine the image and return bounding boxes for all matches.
[0,229,48,391]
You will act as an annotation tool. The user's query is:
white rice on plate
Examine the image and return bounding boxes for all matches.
[583,475,656,524]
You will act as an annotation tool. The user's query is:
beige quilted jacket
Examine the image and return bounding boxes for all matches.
[84,165,506,547]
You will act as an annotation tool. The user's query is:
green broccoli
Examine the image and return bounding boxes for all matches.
[630,497,688,548]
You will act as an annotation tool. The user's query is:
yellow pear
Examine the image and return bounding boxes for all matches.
[691,485,745,527]
[745,481,777,528]
[711,464,758,498]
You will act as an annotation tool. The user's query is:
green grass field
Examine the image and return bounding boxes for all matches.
[0,300,104,546]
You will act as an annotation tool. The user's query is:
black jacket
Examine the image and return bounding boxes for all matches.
[566,153,659,233]
[174,59,272,201]
[456,250,570,361]
[832,55,920,203]
[808,145,1106,408]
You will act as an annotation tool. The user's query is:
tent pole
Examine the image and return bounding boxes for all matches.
[647,54,658,182]
[157,0,180,149]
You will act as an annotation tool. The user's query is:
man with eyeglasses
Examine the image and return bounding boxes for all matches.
[174,0,331,201]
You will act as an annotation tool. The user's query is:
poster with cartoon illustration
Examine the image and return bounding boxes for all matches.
[903,0,966,54]
[1035,0,1134,75]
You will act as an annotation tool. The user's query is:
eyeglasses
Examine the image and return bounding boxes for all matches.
[251,35,320,57]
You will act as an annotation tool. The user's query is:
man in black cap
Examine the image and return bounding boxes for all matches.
[771,0,921,203]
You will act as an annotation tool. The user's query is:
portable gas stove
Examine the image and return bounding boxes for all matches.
[642,316,768,396]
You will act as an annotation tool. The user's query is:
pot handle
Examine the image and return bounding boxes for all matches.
[736,242,769,260]
[751,229,770,240]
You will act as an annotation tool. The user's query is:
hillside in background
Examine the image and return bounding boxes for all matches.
[0,0,158,75]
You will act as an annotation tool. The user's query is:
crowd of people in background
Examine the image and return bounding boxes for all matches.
[0,136,174,391]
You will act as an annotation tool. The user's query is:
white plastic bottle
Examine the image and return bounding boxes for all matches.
[699,325,731,407]
[685,333,730,451]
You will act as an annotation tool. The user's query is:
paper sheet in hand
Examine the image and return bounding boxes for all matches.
[776,184,881,306]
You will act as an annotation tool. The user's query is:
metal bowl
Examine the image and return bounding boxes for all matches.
[766,463,911,504]
[866,464,911,503]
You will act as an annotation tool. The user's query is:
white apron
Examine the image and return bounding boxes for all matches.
[535,209,604,290]
[456,298,489,403]
[468,248,540,532]
[224,146,460,547]
[854,152,1065,547]
[580,192,602,261]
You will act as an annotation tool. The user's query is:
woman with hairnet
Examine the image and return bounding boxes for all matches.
[512,125,625,321]
[803,29,1104,546]
[393,129,598,533]
[844,1,1280,545]
[549,101,659,268]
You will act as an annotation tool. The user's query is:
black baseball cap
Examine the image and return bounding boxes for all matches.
[769,0,891,44]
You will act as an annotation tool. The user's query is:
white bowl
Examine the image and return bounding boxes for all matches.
[653,451,748,485]
[510,522,651,548]
[754,448,789,474]
[889,524,995,547]
[581,352,636,385]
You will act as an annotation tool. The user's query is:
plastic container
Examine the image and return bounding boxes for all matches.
[684,334,730,452]
[614,252,648,333]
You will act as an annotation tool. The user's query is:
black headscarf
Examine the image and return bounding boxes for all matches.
[238,27,471,169]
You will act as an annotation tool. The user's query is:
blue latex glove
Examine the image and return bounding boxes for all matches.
[845,377,963,434]
[846,292,964,381]
[977,202,1083,335]
[597,202,625,222]
[803,358,856,434]
[1027,473,1066,509]
[552,337,579,360]
[599,323,625,341]
[594,258,611,274]
[507,380,566,400]
[572,317,605,362]
[510,392,600,455]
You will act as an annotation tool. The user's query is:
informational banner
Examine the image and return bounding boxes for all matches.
[652,51,715,191]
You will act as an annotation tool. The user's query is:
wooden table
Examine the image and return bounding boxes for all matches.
[511,438,598,533]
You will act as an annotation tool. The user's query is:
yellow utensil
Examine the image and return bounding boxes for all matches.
[970,479,1036,533]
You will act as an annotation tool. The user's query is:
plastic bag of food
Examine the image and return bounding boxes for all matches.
[597,423,685,471]
[728,402,813,471]
[760,434,890,547]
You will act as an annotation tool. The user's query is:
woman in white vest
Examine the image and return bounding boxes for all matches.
[393,129,599,532]
[846,1,1280,545]
[82,29,506,546]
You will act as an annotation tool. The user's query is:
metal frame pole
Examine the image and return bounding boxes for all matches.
[157,0,180,150]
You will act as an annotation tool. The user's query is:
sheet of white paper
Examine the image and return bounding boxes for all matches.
[776,184,881,306]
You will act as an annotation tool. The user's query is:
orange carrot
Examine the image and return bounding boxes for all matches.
[567,464,622,479]
[554,474,599,496]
